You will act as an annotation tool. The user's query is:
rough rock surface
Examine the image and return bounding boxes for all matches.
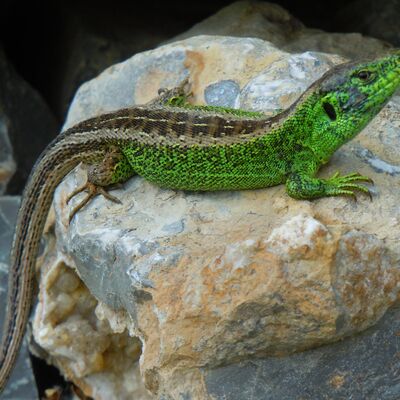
[171,1,392,60]
[0,196,37,400]
[32,6,400,400]
[337,0,400,47]
[64,36,343,128]
[205,304,400,400]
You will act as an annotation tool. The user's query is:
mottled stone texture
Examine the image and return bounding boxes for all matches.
[0,196,37,400]
[31,3,400,400]
[205,304,400,400]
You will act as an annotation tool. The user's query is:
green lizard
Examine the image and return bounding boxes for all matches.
[0,51,399,392]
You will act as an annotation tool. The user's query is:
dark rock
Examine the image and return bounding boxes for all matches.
[0,196,38,400]
[336,0,400,47]
[205,304,400,400]
[0,48,58,195]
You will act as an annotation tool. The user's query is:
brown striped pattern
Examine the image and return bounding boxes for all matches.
[68,105,292,147]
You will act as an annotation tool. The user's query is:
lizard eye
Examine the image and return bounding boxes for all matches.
[355,70,374,82]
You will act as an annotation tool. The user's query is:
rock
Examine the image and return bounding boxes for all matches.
[336,0,400,47]
[0,196,38,400]
[64,36,344,128]
[0,48,58,195]
[0,117,15,196]
[205,304,400,400]
[52,3,186,118]
[32,9,400,400]
[33,258,153,400]
[171,1,392,60]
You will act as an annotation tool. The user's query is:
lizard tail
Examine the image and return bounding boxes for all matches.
[0,125,112,392]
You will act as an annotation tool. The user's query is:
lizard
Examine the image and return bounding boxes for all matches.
[0,51,399,392]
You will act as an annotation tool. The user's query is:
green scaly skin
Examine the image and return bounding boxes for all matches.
[99,52,400,201]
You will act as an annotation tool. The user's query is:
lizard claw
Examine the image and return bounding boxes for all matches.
[67,182,122,223]
[325,171,374,201]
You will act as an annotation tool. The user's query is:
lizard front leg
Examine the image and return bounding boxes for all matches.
[286,171,373,200]
[67,146,136,222]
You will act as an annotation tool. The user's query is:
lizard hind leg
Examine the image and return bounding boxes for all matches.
[67,146,135,223]
[147,77,193,107]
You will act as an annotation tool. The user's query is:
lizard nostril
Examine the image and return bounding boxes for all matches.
[322,102,337,121]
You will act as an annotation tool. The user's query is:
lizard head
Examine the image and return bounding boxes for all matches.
[305,51,400,162]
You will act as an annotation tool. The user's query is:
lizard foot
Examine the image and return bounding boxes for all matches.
[326,172,374,200]
[148,77,193,107]
[67,182,122,223]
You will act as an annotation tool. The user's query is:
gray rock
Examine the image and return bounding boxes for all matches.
[0,196,38,400]
[205,304,400,400]
[336,0,400,47]
[0,104,16,196]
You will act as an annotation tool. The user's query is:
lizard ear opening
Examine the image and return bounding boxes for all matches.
[322,102,337,121]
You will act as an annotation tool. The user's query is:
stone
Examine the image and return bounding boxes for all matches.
[0,48,58,195]
[0,196,38,400]
[32,8,400,400]
[33,258,153,400]
[0,117,15,195]
[336,0,400,47]
[52,3,186,118]
[204,304,400,400]
[64,36,344,128]
[172,1,392,60]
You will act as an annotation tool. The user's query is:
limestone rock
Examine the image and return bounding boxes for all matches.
[32,13,400,400]
[64,36,343,128]
[33,257,153,400]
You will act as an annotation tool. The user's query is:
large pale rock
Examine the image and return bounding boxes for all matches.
[32,10,400,400]
[64,35,343,128]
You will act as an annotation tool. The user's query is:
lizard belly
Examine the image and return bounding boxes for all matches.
[122,143,287,191]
